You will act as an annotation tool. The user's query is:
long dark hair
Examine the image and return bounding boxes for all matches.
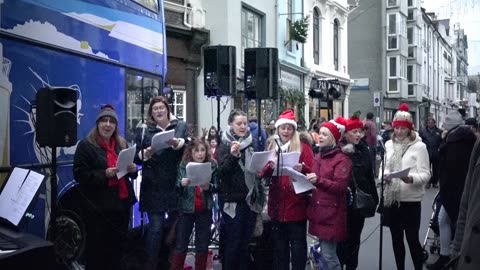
[182,138,211,163]
[146,96,171,125]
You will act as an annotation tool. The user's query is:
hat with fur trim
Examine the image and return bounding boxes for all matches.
[275,109,297,129]
[321,117,347,142]
[96,104,118,123]
[346,115,364,132]
[392,103,413,130]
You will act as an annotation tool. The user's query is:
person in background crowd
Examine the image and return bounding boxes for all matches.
[260,109,314,270]
[171,138,217,270]
[363,112,377,175]
[309,118,317,132]
[381,121,394,144]
[307,117,352,270]
[317,117,327,127]
[266,119,276,137]
[419,118,442,188]
[208,137,219,161]
[451,138,480,270]
[426,111,475,270]
[337,114,379,270]
[381,103,430,270]
[217,109,265,270]
[202,126,219,142]
[310,124,320,146]
[465,117,479,136]
[134,96,188,270]
[248,115,267,151]
[73,104,137,270]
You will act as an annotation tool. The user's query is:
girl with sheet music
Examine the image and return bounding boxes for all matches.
[170,138,217,270]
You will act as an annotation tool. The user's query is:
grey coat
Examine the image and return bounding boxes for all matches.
[452,138,480,270]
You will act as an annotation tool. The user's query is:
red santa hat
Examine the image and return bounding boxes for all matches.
[346,115,364,132]
[321,117,347,142]
[275,109,297,129]
[392,103,413,130]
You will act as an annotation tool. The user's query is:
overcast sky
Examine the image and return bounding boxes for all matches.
[421,0,480,74]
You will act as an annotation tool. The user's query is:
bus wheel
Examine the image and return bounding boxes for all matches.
[47,209,86,267]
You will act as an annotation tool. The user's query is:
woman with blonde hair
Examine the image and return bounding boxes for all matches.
[382,103,431,270]
[260,109,314,270]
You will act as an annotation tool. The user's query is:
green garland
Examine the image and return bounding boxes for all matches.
[290,16,309,43]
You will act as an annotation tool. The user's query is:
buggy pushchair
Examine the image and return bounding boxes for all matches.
[422,191,441,260]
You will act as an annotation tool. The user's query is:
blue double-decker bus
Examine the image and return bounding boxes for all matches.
[0,0,166,265]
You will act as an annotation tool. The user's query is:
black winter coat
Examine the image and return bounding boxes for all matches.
[345,140,379,207]
[419,127,442,159]
[73,139,137,213]
[134,119,188,213]
[216,141,252,203]
[438,125,476,224]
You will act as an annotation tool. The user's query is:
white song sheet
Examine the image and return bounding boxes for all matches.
[282,167,315,194]
[246,150,276,173]
[116,144,137,179]
[186,162,212,186]
[0,168,45,226]
[386,167,411,180]
[151,129,175,150]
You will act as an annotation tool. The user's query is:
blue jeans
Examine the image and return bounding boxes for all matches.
[220,201,257,270]
[145,211,177,259]
[271,220,307,270]
[319,240,341,270]
[175,210,212,254]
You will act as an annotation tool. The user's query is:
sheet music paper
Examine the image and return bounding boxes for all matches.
[246,150,276,173]
[116,144,137,179]
[386,167,411,179]
[186,162,212,186]
[0,168,45,226]
[282,167,315,194]
[151,129,175,150]
[279,152,301,168]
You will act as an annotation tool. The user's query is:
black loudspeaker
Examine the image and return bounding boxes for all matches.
[203,45,236,97]
[244,47,278,100]
[36,87,77,147]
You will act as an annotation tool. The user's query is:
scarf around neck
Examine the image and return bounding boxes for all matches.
[221,128,253,150]
[98,137,128,200]
[384,138,411,207]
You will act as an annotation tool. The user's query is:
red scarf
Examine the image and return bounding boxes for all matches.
[98,137,128,200]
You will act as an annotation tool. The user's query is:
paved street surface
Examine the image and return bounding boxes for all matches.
[184,187,440,269]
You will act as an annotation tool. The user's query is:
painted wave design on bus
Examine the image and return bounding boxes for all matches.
[2,0,165,74]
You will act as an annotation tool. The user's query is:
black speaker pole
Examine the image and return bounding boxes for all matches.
[216,95,221,134]
[49,146,58,241]
[256,97,262,149]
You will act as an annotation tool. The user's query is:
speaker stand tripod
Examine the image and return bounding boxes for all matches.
[48,146,58,241]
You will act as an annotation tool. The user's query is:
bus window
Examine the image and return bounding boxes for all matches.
[126,73,161,144]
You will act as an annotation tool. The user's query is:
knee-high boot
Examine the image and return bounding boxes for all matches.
[195,253,208,270]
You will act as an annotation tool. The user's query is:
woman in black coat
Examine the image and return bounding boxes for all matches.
[217,109,265,270]
[337,115,379,270]
[73,105,137,270]
[134,96,188,269]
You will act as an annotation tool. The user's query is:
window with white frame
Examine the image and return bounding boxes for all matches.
[241,7,263,66]
[407,9,414,20]
[407,65,415,96]
[407,27,414,45]
[387,13,398,50]
[408,47,415,58]
[388,56,399,92]
[313,8,320,65]
[408,0,414,7]
[287,0,293,52]
[333,19,339,71]
[387,0,398,7]
[172,89,186,121]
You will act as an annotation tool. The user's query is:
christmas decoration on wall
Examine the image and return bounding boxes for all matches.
[290,16,309,43]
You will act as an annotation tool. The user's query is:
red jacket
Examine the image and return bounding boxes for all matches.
[262,143,314,222]
[307,146,352,241]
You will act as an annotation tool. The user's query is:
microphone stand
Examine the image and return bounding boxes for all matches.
[378,139,386,270]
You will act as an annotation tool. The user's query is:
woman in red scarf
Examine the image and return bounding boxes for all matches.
[73,104,137,270]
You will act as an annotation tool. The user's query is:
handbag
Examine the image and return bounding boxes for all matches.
[352,175,376,218]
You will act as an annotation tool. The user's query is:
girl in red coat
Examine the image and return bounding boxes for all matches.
[261,109,314,270]
[307,117,352,270]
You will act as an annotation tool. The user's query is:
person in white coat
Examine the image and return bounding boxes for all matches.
[381,103,431,270]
